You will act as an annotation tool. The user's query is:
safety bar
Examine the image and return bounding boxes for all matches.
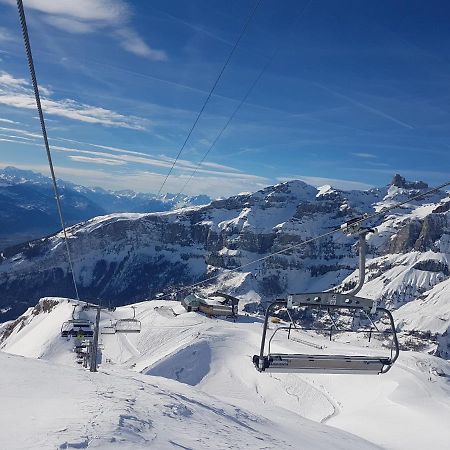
[254,300,399,374]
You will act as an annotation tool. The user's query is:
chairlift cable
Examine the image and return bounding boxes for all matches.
[156,0,263,196]
[177,0,313,197]
[176,59,269,196]
[161,179,450,299]
[16,0,80,301]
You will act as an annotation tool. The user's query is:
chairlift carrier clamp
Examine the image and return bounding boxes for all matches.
[253,223,400,375]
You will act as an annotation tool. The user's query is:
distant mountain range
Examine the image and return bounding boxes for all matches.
[0,173,449,358]
[0,166,211,250]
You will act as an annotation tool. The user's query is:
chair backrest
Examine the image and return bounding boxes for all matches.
[114,319,141,333]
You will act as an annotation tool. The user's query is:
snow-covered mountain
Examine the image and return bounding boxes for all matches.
[0,166,211,250]
[1,297,449,449]
[0,174,449,357]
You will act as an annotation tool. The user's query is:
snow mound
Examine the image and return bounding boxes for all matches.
[146,340,211,386]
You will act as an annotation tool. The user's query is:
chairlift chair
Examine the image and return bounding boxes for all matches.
[101,320,116,335]
[60,319,92,336]
[253,226,400,375]
[253,294,399,374]
[114,306,141,333]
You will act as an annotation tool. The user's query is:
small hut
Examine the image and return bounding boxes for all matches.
[181,293,204,312]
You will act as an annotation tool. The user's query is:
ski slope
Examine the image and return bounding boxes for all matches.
[1,298,450,449]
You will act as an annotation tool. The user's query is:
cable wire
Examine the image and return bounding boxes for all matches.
[177,0,313,196]
[16,0,80,301]
[177,52,271,196]
[156,0,263,196]
[160,179,450,299]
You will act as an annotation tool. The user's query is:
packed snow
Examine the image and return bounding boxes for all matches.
[1,297,449,449]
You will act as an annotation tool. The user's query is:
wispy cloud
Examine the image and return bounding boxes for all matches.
[0,132,36,141]
[67,155,127,166]
[0,126,42,139]
[0,72,29,89]
[0,0,167,61]
[313,82,414,130]
[1,0,128,21]
[0,128,265,191]
[0,117,19,125]
[0,27,14,42]
[0,159,270,198]
[51,144,258,180]
[42,16,97,34]
[0,71,148,129]
[114,28,168,61]
[352,152,377,159]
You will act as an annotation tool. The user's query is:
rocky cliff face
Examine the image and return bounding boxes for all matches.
[0,175,449,357]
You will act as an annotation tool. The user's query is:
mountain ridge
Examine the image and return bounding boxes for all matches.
[0,173,448,358]
[0,166,211,250]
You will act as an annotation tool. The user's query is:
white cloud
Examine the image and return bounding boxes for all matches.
[0,71,148,129]
[0,159,270,198]
[352,152,377,159]
[0,117,19,125]
[200,161,242,173]
[0,133,270,196]
[0,0,127,22]
[0,72,29,89]
[0,132,36,141]
[67,155,127,166]
[0,128,246,176]
[0,126,42,139]
[50,137,245,175]
[50,144,263,180]
[115,28,168,61]
[42,16,97,34]
[0,27,14,42]
[0,0,167,60]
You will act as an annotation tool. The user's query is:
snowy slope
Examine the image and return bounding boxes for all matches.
[4,352,382,450]
[2,298,449,450]
[0,174,449,356]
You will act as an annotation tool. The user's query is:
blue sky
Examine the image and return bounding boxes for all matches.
[0,0,449,197]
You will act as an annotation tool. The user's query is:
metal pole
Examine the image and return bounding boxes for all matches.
[348,231,368,296]
[90,306,101,372]
[257,300,286,370]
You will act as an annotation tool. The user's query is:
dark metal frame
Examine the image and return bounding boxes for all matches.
[253,296,399,375]
[114,306,141,334]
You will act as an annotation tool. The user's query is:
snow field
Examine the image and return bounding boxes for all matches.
[1,298,450,449]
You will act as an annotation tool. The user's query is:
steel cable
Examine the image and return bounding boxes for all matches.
[16,0,80,301]
[156,0,263,195]
[177,0,313,196]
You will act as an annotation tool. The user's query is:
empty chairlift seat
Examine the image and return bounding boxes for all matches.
[255,354,393,375]
[101,323,116,334]
[114,307,141,333]
[114,319,141,333]
[253,293,400,375]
